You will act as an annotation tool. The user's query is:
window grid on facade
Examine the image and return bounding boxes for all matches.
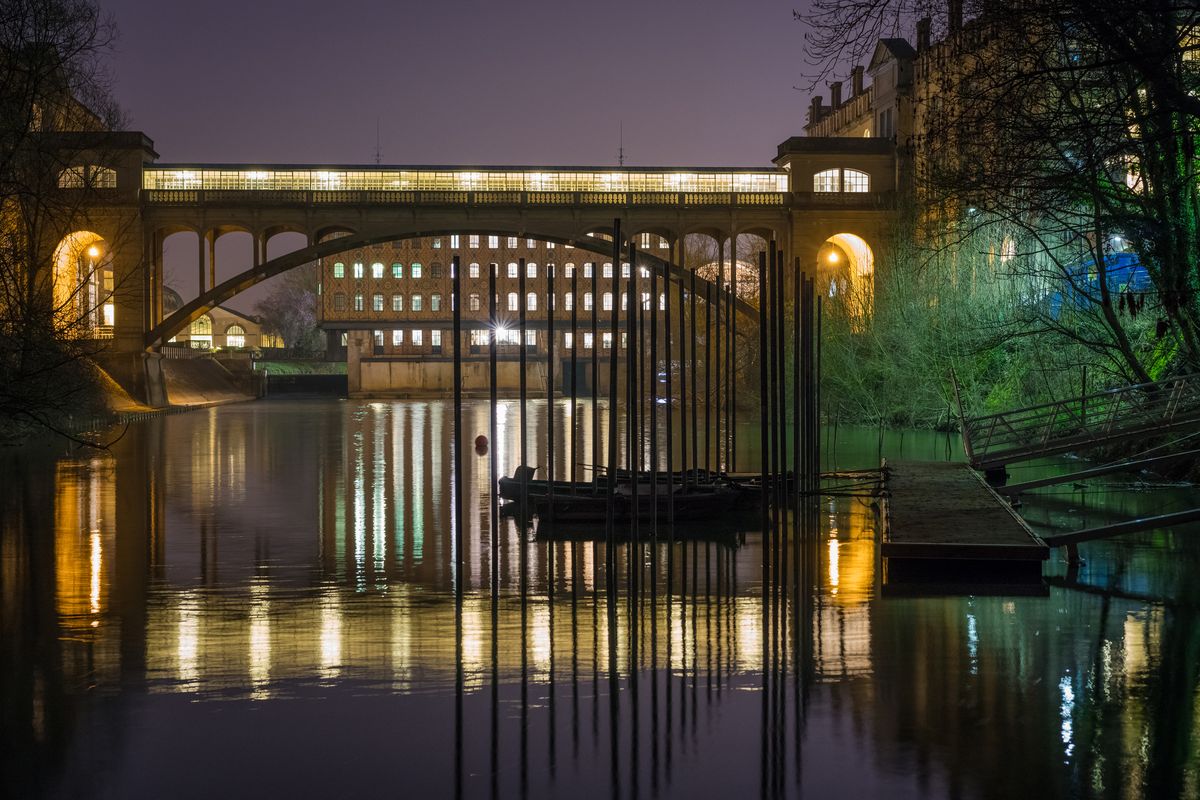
[412,294,423,311]
[393,294,404,311]
[411,263,423,278]
[372,262,384,279]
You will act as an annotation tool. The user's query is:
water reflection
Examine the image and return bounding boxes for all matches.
[1,406,1198,798]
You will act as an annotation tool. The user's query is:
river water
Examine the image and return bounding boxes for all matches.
[3,398,1198,799]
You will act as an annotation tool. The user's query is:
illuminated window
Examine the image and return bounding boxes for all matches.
[411,263,423,278]
[372,262,384,279]
[603,263,613,278]
[641,291,651,309]
[334,292,346,310]
[621,292,628,311]
[432,238,442,249]
[507,236,518,248]
[496,328,520,346]
[373,293,384,311]
[333,262,345,278]
[393,294,404,311]
[431,293,442,311]
[392,329,403,346]
[450,235,460,248]
[507,262,518,278]
[374,330,384,346]
[547,242,556,249]
[341,332,348,346]
[660,238,669,249]
[411,294,423,311]
[565,263,575,277]
[353,262,364,278]
[354,293,364,311]
[814,169,840,192]
[488,235,499,248]
[843,169,870,192]
[508,292,519,311]
[622,263,631,278]
[470,329,488,346]
[190,314,213,348]
[603,292,613,311]
[564,293,574,310]
[431,330,442,347]
[527,262,537,279]
[527,292,538,311]
[659,292,666,310]
[584,292,593,310]
[584,332,594,349]
[526,238,536,248]
[469,293,481,311]
[564,332,574,349]
[469,262,480,278]
[525,329,537,346]
[412,329,424,346]
[602,332,613,349]
[392,263,403,278]
[584,263,594,278]
[469,235,480,248]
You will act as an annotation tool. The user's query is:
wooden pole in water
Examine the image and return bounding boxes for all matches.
[775,248,787,582]
[489,261,499,602]
[606,220,622,549]
[689,267,698,479]
[627,241,639,545]
[792,260,801,544]
[520,257,528,515]
[757,249,769,624]
[591,260,599,495]
[571,262,579,493]
[547,256,556,526]
[714,240,723,472]
[767,243,779,591]
[678,239,689,489]
[728,239,737,472]
[452,254,464,602]
[665,241,675,529]
[705,279,713,476]
[650,247,659,538]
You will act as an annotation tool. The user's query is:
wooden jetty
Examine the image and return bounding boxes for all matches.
[880,461,1049,593]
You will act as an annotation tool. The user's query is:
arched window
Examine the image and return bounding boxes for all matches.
[333,262,345,278]
[468,293,481,311]
[814,168,870,193]
[813,169,840,193]
[526,292,538,311]
[371,262,385,279]
[584,292,593,310]
[225,324,246,348]
[843,169,870,192]
[190,315,213,348]
[507,262,519,278]
[508,292,519,311]
[564,293,574,310]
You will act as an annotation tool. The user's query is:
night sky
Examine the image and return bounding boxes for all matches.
[101,0,823,306]
[103,0,816,167]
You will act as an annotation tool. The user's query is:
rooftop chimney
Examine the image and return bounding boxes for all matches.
[809,95,825,124]
[851,65,864,96]
[949,0,962,34]
[830,81,843,108]
[917,17,932,51]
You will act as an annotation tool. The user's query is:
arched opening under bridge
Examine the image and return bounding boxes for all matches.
[820,232,874,327]
[52,231,115,336]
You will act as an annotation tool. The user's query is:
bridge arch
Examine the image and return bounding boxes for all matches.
[51,230,114,331]
[821,232,875,325]
[146,226,761,348]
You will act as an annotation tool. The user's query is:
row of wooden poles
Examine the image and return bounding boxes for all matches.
[445,220,821,595]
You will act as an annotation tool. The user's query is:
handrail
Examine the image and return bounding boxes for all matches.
[962,373,1200,466]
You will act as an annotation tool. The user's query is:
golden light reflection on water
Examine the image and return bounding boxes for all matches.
[18,403,1200,799]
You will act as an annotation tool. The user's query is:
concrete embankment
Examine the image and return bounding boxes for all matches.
[95,353,260,411]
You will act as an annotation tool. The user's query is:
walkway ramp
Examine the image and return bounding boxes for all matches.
[961,373,1200,472]
[881,461,1048,591]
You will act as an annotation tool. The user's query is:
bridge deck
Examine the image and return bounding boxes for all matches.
[881,461,1048,588]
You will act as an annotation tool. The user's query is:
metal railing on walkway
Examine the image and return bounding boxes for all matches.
[960,373,1200,470]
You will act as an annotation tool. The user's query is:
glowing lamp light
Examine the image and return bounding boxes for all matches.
[826,250,841,264]
[87,245,101,259]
